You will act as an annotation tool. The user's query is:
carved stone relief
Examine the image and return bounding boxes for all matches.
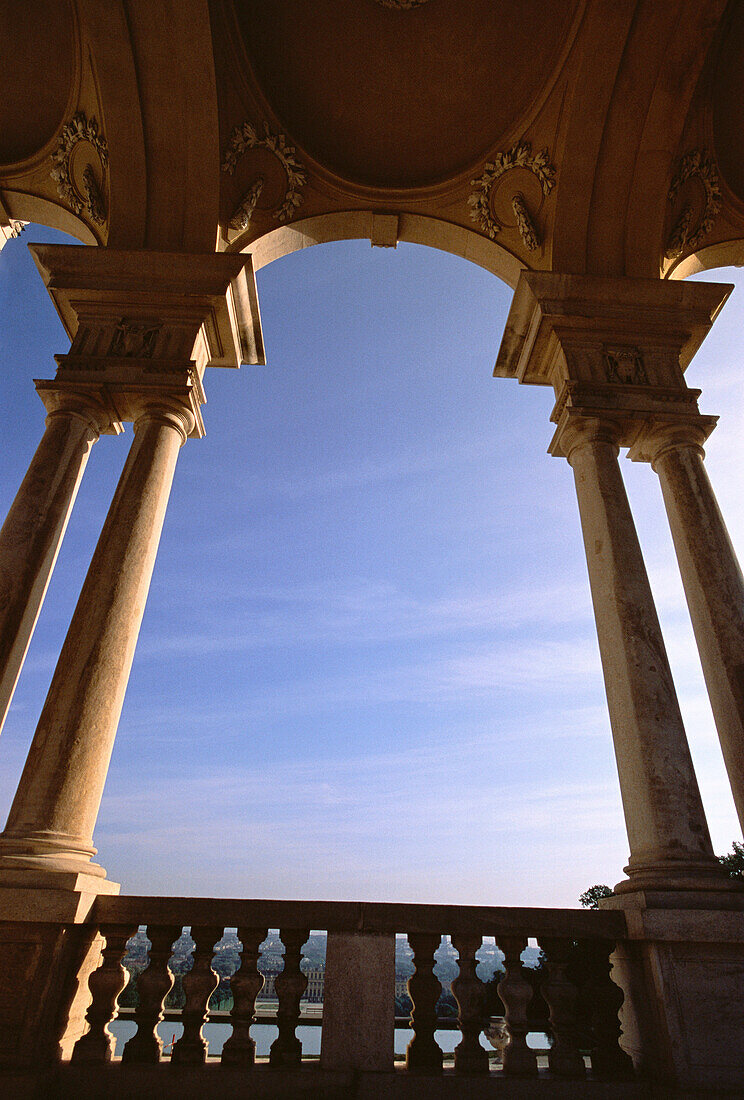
[229,178,265,231]
[469,141,555,249]
[665,151,721,260]
[110,320,161,359]
[604,346,648,386]
[50,113,108,226]
[221,123,306,225]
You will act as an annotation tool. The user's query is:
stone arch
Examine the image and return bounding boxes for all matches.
[667,236,744,280]
[235,211,524,288]
[1,191,96,245]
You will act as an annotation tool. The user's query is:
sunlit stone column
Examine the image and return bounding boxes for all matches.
[561,414,724,892]
[640,422,744,834]
[0,402,192,881]
[0,393,112,735]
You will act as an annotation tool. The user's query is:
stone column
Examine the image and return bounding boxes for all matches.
[644,424,744,834]
[0,395,109,735]
[0,403,192,882]
[562,415,724,892]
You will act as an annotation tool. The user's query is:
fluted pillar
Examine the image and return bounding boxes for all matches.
[562,415,724,892]
[642,424,744,834]
[0,394,112,734]
[0,403,192,880]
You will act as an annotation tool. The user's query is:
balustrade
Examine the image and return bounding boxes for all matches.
[57,897,634,1087]
[219,925,267,1066]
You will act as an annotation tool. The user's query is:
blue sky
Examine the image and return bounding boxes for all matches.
[0,226,742,907]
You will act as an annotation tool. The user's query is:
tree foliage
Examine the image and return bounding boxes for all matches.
[579,884,613,909]
[718,840,744,879]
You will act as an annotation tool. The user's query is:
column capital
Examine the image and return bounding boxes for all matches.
[627,415,718,466]
[133,401,196,445]
[549,409,622,462]
[34,379,124,437]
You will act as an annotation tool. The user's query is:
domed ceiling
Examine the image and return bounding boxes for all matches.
[233,0,583,190]
[0,0,76,167]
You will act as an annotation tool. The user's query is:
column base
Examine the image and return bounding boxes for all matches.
[615,855,742,896]
[601,890,744,1089]
[0,868,119,923]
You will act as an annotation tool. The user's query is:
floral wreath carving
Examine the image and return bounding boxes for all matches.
[469,141,555,241]
[374,0,431,8]
[221,122,307,224]
[50,112,108,225]
[665,150,721,260]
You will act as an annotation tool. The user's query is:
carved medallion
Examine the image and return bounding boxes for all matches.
[50,112,108,226]
[469,142,555,248]
[221,123,306,225]
[604,347,648,386]
[665,151,721,260]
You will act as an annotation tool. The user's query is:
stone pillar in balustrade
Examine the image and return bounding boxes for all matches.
[495,271,744,1090]
[629,418,744,835]
[0,386,121,736]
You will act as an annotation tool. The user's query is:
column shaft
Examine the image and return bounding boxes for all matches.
[0,408,99,734]
[0,409,188,876]
[567,426,721,890]
[654,442,744,833]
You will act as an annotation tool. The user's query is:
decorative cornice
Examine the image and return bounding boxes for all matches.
[665,151,721,260]
[221,122,306,224]
[469,141,555,247]
[50,112,108,226]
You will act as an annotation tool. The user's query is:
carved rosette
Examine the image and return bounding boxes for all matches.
[469,141,556,249]
[221,122,307,226]
[50,112,108,226]
[665,151,721,260]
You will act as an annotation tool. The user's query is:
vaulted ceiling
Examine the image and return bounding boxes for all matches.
[2,0,743,284]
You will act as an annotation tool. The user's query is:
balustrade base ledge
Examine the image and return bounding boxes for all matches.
[3,1064,653,1100]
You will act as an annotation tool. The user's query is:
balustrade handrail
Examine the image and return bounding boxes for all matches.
[92,895,627,938]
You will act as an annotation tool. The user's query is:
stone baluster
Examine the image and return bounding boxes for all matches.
[540,936,585,1078]
[170,924,221,1065]
[497,936,537,1077]
[221,926,267,1067]
[0,392,114,736]
[451,933,489,1074]
[0,404,193,882]
[69,924,136,1063]
[269,928,308,1067]
[121,924,180,1064]
[579,938,634,1079]
[560,415,724,892]
[642,424,744,834]
[405,933,443,1073]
